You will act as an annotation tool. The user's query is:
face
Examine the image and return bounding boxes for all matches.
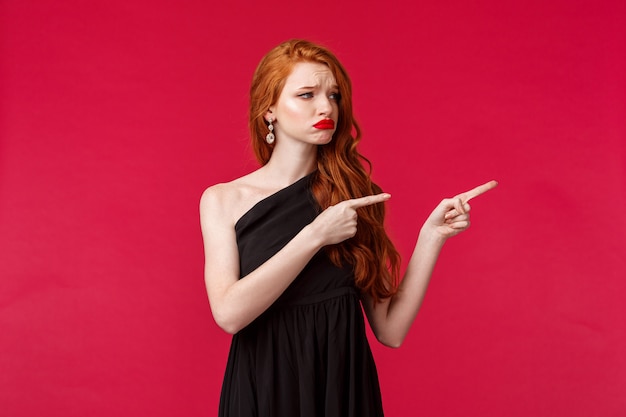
[267,62,339,147]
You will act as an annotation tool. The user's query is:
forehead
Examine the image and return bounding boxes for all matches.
[283,62,336,88]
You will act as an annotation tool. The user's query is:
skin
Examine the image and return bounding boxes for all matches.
[199,62,498,346]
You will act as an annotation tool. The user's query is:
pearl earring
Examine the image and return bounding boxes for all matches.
[266,118,275,144]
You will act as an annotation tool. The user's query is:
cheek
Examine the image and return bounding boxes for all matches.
[281,99,305,119]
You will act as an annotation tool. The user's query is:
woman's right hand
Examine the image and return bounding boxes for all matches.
[308,193,391,246]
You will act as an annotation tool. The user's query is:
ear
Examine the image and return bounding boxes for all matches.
[264,108,275,122]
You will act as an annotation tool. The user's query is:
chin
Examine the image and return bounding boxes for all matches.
[313,132,335,145]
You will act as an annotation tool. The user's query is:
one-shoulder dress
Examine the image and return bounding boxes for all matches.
[219,173,384,417]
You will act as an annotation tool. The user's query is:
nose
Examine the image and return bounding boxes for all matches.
[317,96,333,116]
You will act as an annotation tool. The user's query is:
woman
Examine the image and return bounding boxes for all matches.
[200,39,497,417]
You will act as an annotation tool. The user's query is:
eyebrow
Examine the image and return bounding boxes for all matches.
[296,85,339,90]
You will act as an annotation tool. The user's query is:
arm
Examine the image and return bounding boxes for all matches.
[200,185,390,334]
[362,181,498,348]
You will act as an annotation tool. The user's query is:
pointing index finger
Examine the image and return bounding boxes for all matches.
[348,193,391,209]
[461,180,499,203]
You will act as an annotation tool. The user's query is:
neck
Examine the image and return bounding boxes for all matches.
[262,143,318,186]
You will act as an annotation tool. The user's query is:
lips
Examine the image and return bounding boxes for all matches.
[313,119,335,130]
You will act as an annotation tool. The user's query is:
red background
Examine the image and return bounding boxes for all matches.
[1,1,625,416]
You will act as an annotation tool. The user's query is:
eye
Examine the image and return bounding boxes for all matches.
[329,92,341,101]
[298,92,314,99]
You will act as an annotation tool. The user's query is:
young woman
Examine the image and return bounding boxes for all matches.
[200,39,497,417]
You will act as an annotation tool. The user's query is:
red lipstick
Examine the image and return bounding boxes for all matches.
[313,119,335,130]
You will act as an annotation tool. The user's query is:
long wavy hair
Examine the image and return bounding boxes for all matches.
[249,39,400,302]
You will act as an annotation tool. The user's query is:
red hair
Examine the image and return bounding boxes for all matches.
[249,39,400,302]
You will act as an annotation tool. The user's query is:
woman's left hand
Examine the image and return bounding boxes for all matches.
[422,180,498,240]
[363,180,498,347]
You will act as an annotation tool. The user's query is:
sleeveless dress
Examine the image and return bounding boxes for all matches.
[219,173,384,417]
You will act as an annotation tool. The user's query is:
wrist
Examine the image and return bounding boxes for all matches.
[301,223,326,252]
[418,225,447,248]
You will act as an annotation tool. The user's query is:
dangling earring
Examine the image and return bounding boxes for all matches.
[266,118,275,144]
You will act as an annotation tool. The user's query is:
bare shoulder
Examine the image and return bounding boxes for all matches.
[199,172,267,228]
[200,181,243,228]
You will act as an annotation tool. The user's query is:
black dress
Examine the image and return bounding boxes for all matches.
[219,173,384,417]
